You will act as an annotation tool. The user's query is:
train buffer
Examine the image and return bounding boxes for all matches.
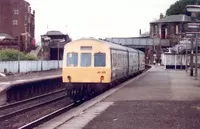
[0,69,62,105]
[37,66,200,129]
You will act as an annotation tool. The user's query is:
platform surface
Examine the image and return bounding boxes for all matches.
[0,69,61,82]
[82,66,200,129]
[0,69,62,92]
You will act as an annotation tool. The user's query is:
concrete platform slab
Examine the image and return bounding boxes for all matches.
[82,67,200,129]
[104,67,200,102]
[83,101,200,129]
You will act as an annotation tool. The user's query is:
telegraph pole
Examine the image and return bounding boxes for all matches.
[186,41,188,72]
[57,42,60,69]
[195,33,198,79]
[190,37,194,76]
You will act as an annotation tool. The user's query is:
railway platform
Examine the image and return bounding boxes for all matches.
[0,69,62,105]
[37,66,200,129]
[0,69,61,83]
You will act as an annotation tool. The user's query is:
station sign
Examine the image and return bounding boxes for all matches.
[188,23,200,26]
[185,33,194,37]
[186,5,200,12]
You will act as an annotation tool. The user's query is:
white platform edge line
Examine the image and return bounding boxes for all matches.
[57,102,114,129]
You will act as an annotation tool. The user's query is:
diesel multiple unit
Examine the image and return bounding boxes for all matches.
[62,38,145,102]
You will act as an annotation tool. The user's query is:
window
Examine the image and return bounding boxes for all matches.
[112,53,116,67]
[81,53,91,67]
[67,53,78,67]
[114,53,117,66]
[175,25,179,34]
[154,25,158,35]
[25,15,28,21]
[13,20,18,25]
[14,9,19,15]
[94,53,106,67]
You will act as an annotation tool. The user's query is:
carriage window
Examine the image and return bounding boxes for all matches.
[94,53,106,67]
[67,53,78,67]
[81,53,91,67]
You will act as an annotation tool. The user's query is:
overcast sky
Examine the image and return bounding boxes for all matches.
[26,0,178,41]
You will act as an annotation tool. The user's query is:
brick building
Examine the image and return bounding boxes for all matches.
[149,14,200,46]
[149,14,200,63]
[0,0,35,52]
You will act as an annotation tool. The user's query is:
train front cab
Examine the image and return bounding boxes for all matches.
[62,39,112,86]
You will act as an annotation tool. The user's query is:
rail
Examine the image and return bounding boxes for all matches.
[0,89,68,121]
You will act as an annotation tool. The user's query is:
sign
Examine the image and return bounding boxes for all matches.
[180,40,191,44]
[186,5,200,12]
[188,23,200,26]
[188,25,199,29]
[186,32,200,34]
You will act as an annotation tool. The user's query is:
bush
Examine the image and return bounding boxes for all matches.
[0,49,38,61]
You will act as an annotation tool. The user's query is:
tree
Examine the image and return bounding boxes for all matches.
[0,49,38,61]
[166,0,200,17]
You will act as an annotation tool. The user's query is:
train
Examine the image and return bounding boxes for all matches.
[62,38,145,102]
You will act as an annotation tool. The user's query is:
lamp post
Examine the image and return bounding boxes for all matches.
[187,24,200,79]
[186,5,200,77]
[57,42,60,69]
[41,48,43,71]
[183,38,191,73]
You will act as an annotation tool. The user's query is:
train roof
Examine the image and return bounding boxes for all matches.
[74,38,140,53]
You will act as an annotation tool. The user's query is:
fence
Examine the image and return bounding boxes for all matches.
[161,54,200,69]
[0,60,63,73]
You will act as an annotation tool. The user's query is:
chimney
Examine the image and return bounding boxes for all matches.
[139,29,141,35]
[160,13,164,19]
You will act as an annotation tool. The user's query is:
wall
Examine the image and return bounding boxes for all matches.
[0,60,63,73]
[0,1,12,36]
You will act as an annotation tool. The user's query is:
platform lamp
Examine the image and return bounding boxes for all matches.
[187,23,200,79]
[186,5,200,78]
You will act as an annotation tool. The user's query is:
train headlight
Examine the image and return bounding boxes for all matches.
[67,76,71,82]
[100,76,104,82]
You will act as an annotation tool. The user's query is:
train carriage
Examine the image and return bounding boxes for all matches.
[138,50,145,71]
[127,48,139,75]
[62,38,145,102]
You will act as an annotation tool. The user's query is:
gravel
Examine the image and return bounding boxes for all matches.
[0,98,72,129]
[0,90,67,116]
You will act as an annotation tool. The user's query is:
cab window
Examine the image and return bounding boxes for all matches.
[67,53,78,67]
[94,53,106,67]
[81,53,91,67]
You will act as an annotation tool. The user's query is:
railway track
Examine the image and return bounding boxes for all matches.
[18,103,75,129]
[0,89,66,111]
[0,89,70,129]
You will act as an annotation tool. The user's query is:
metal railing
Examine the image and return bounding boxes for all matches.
[105,38,170,47]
